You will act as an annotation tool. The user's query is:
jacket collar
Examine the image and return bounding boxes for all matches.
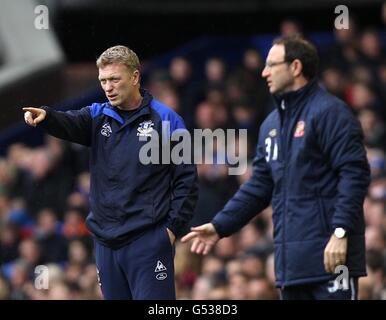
[273,78,318,112]
[103,88,153,125]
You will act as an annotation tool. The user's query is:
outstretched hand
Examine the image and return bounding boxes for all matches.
[181,223,220,255]
[23,107,46,127]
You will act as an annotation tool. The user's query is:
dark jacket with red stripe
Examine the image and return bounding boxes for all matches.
[212,80,370,287]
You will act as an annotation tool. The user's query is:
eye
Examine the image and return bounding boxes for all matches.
[112,78,120,83]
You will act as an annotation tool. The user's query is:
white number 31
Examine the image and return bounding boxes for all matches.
[265,137,278,162]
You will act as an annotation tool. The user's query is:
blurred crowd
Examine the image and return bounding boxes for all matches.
[0,15,386,300]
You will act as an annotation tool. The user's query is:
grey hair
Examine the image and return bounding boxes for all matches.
[96,45,140,72]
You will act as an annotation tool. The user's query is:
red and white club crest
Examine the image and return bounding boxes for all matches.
[294,121,305,138]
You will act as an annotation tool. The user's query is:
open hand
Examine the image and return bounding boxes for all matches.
[181,223,220,255]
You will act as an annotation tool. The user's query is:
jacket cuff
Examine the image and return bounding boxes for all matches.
[38,106,51,124]
[331,222,352,236]
[211,219,227,239]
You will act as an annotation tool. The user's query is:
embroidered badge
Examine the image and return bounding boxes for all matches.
[101,123,112,137]
[137,120,154,137]
[155,260,167,280]
[294,121,305,138]
[269,129,277,137]
[155,260,167,272]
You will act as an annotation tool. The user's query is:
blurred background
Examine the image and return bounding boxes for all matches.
[0,0,385,300]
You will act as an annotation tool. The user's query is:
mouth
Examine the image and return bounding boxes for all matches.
[108,94,118,100]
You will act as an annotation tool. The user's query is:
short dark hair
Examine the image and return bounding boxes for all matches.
[273,35,319,80]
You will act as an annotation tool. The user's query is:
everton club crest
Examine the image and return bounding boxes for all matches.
[137,120,154,137]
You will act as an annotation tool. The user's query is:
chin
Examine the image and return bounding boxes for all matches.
[269,87,277,94]
[109,100,119,107]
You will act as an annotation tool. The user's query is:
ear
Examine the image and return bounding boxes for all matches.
[291,59,303,78]
[131,70,140,85]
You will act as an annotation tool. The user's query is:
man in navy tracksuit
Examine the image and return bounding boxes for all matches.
[23,45,198,299]
[182,36,370,300]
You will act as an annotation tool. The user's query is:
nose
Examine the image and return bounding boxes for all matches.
[105,81,113,92]
[261,66,270,78]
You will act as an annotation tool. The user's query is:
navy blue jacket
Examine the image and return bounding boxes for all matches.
[212,80,370,287]
[39,89,198,248]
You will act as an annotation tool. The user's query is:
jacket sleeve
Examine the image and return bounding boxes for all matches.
[316,103,370,234]
[165,117,199,238]
[211,130,274,238]
[38,106,92,146]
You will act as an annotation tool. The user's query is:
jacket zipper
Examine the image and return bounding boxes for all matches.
[280,100,290,289]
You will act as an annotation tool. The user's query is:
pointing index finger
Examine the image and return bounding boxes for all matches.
[181,231,198,243]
